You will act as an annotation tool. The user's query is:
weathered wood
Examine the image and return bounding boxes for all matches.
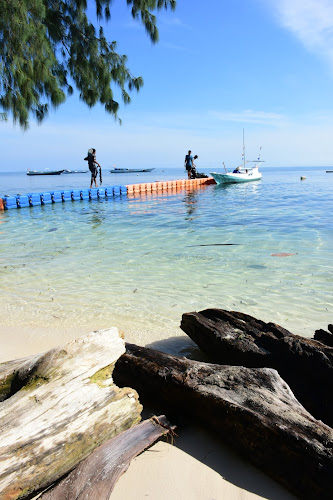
[113,343,333,500]
[40,415,175,500]
[0,353,47,402]
[180,308,333,426]
[0,329,142,500]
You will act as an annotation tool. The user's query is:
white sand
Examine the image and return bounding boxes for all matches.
[1,326,296,500]
[111,425,296,500]
[0,325,92,363]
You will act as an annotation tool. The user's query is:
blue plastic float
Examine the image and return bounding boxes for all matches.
[2,185,128,210]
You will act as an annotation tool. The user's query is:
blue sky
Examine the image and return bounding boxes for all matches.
[2,0,333,171]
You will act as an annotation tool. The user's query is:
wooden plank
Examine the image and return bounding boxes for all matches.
[40,416,175,499]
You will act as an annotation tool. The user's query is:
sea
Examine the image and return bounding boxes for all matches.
[0,166,332,357]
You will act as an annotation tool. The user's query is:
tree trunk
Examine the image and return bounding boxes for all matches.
[113,343,333,500]
[0,328,142,500]
[180,308,333,426]
[40,415,175,500]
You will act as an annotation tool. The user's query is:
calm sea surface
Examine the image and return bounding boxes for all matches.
[0,166,332,354]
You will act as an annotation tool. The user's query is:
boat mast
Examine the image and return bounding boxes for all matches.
[242,129,246,168]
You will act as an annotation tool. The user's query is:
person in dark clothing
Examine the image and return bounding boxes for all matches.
[85,148,100,188]
[185,150,194,179]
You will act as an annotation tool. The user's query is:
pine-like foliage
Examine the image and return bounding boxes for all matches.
[0,0,176,128]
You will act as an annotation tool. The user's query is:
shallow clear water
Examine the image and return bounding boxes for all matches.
[0,167,332,354]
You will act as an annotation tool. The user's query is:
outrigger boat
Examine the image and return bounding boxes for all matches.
[110,167,155,173]
[210,131,263,184]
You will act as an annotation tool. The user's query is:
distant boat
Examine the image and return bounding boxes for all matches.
[26,169,65,176]
[62,169,88,174]
[210,131,263,184]
[326,170,333,173]
[110,168,155,173]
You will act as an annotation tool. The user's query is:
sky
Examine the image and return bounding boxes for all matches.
[2,0,333,171]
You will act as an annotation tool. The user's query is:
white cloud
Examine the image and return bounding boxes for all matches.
[161,17,184,27]
[270,0,333,69]
[160,41,190,51]
[208,109,286,126]
[3,107,333,170]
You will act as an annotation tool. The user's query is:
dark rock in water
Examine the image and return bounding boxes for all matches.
[113,343,333,500]
[314,325,333,347]
[180,308,333,427]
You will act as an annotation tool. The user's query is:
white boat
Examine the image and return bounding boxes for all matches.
[210,164,262,184]
[110,168,155,173]
[210,131,263,184]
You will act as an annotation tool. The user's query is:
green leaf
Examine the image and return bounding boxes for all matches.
[0,0,177,128]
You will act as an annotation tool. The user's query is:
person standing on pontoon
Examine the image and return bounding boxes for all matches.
[185,150,194,179]
[85,148,101,188]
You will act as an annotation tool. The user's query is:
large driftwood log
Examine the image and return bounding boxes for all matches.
[0,329,142,500]
[314,324,333,347]
[113,343,333,500]
[181,308,333,426]
[40,416,175,500]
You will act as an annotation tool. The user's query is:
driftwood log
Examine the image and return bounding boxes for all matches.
[0,328,142,500]
[40,415,175,500]
[113,343,333,500]
[181,308,333,427]
[314,324,333,347]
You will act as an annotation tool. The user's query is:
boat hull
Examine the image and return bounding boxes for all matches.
[110,168,155,173]
[27,170,65,176]
[210,171,262,184]
[62,170,88,174]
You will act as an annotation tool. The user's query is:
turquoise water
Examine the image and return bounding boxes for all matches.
[0,167,332,354]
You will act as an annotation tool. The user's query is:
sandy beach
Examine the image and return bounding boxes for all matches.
[1,325,297,500]
[111,424,297,500]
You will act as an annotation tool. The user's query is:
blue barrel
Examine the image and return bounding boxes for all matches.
[29,193,42,206]
[4,196,18,209]
[71,189,81,201]
[90,188,98,200]
[17,195,30,208]
[113,185,121,197]
[120,185,127,195]
[41,192,52,204]
[62,190,72,202]
[105,186,113,197]
[80,189,90,200]
[51,191,62,203]
[98,188,106,199]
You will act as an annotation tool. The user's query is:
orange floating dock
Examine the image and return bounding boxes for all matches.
[125,177,215,197]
